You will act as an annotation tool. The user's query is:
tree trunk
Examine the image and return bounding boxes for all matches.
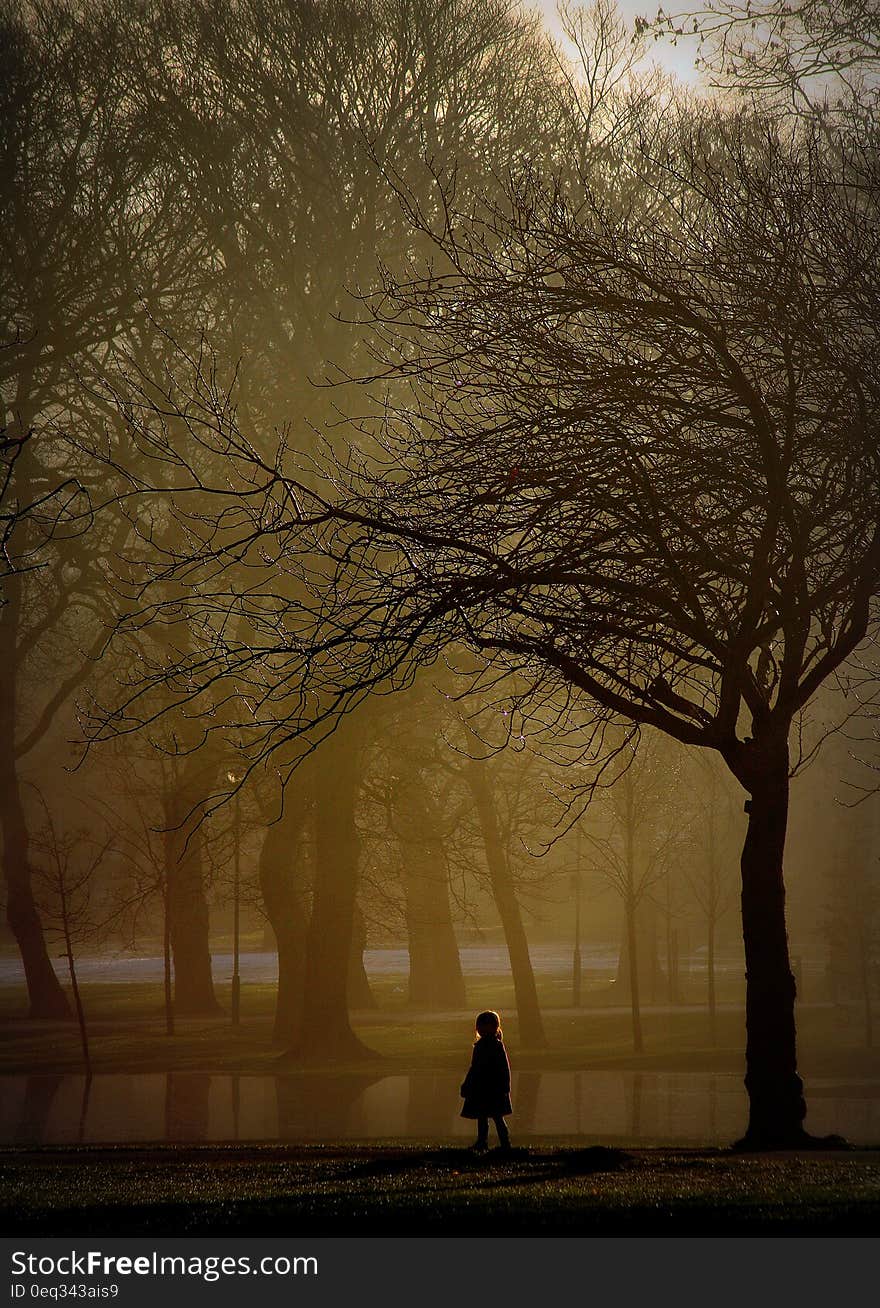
[614,906,654,1000]
[707,790,718,1045]
[736,742,807,1147]
[665,892,675,1006]
[162,881,174,1037]
[2,375,73,1017]
[258,790,311,1044]
[163,767,220,1015]
[859,936,873,1050]
[466,761,547,1049]
[0,773,71,1018]
[665,870,680,1005]
[398,785,466,1010]
[403,860,466,1009]
[616,784,644,1053]
[644,898,661,1003]
[292,726,373,1062]
[707,913,717,1047]
[59,880,90,1072]
[623,893,644,1054]
[348,901,377,1009]
[0,596,71,1018]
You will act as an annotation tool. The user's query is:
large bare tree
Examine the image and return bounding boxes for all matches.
[92,96,880,1142]
[326,111,880,1146]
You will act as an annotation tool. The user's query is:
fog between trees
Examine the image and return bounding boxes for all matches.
[2,0,879,1149]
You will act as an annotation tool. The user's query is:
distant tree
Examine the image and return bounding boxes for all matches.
[255,773,313,1044]
[100,757,175,1037]
[30,791,112,1071]
[85,626,225,1017]
[93,739,222,1035]
[579,735,686,1052]
[681,752,741,1043]
[83,0,570,1062]
[462,748,550,1049]
[0,0,200,1017]
[825,802,880,1047]
[360,677,553,1045]
[387,734,468,1012]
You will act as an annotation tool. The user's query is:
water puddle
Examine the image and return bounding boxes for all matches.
[1,1071,877,1145]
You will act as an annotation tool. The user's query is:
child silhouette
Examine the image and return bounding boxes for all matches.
[459,1009,512,1151]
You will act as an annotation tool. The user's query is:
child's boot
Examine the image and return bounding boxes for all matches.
[471,1121,489,1152]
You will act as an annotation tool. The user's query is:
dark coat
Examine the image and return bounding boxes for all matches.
[460,1035,512,1119]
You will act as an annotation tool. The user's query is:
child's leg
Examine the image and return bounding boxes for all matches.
[473,1116,489,1147]
[493,1116,510,1148]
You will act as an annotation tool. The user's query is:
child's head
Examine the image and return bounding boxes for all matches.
[474,1009,502,1041]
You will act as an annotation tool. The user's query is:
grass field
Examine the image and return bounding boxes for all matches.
[3,1141,879,1235]
[1,976,878,1080]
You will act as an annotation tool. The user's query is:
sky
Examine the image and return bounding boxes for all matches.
[534,0,703,85]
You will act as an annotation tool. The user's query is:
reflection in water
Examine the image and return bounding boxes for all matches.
[231,1074,240,1142]
[0,1070,877,1145]
[77,1075,92,1145]
[515,1071,541,1135]
[15,1074,63,1144]
[165,1073,211,1141]
[407,1073,455,1137]
[627,1073,643,1140]
[276,1073,383,1139]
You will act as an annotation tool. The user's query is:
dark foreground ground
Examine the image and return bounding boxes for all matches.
[3,1142,879,1235]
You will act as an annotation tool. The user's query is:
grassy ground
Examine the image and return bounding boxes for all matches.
[3,1141,879,1235]
[1,976,878,1079]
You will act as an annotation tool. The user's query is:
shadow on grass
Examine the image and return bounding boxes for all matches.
[344,1144,629,1182]
[7,1143,880,1237]
[3,1145,634,1236]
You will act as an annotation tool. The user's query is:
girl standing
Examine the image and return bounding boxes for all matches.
[459,1009,512,1151]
